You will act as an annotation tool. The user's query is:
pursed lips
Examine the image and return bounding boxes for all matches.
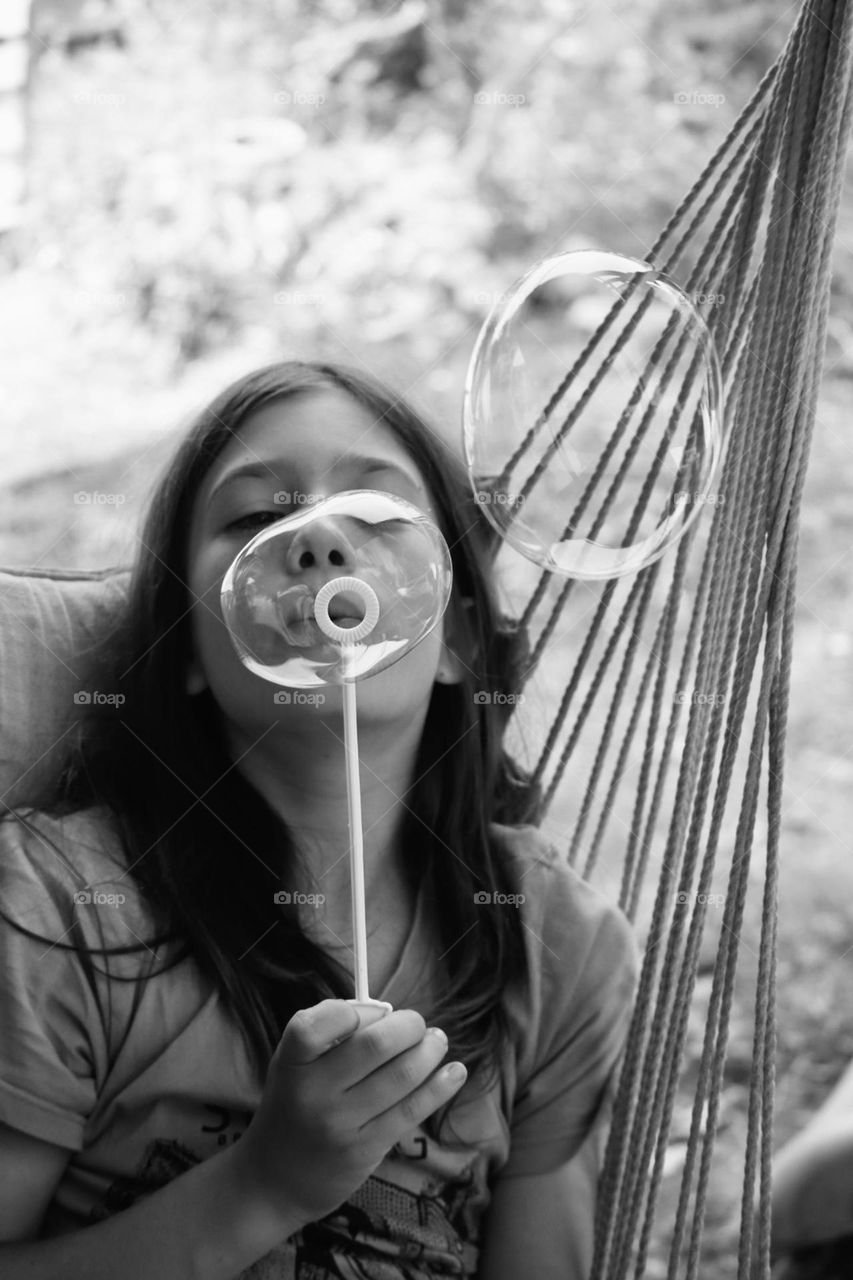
[281,587,366,628]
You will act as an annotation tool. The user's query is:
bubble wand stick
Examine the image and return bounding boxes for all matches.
[313,575,382,1006]
[220,491,453,1013]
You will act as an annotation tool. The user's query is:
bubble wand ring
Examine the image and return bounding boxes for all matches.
[313,576,384,1008]
[314,577,381,645]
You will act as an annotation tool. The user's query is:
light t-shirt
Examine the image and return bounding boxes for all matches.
[0,806,638,1278]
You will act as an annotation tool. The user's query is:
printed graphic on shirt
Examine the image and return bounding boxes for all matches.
[87,1138,201,1222]
[86,1104,254,1220]
[88,1126,484,1278]
[200,1103,254,1147]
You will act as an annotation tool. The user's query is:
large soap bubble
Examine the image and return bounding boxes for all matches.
[463,250,726,579]
[220,490,453,688]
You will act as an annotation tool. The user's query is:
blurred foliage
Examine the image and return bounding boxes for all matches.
[7,0,852,490]
[4,0,801,377]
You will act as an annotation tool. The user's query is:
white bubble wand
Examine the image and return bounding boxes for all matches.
[313,575,385,1008]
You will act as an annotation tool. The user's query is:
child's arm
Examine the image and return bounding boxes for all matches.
[478,1130,599,1280]
[0,1122,70,1241]
[476,835,638,1279]
[0,1132,308,1279]
[0,1001,467,1279]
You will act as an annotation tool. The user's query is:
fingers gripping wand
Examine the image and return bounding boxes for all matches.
[313,576,386,1010]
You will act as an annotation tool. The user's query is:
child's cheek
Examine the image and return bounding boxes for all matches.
[190,542,236,617]
[187,551,238,670]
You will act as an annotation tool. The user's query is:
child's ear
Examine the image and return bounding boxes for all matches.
[434,597,478,686]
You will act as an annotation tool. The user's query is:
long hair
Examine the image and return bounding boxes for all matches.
[3,360,539,1144]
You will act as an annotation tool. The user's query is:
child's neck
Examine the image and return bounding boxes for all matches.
[223,711,424,901]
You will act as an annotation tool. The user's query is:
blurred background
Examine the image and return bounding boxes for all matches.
[1,1,852,1274]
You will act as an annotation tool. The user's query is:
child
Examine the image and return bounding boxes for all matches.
[769,1058,853,1278]
[0,361,638,1279]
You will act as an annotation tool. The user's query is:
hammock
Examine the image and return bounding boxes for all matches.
[492,3,853,1276]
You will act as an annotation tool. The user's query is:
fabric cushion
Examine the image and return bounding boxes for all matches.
[0,567,130,812]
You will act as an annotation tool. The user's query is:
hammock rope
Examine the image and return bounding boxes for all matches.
[495,3,853,1275]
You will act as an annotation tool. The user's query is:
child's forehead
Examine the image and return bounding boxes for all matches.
[213,389,418,477]
[187,389,445,537]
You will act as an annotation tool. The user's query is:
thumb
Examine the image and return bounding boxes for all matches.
[278,998,391,1065]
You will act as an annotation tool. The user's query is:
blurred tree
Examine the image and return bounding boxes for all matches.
[8,0,791,374]
[0,0,31,237]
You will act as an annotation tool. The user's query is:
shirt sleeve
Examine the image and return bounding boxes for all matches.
[500,843,639,1178]
[0,812,112,1150]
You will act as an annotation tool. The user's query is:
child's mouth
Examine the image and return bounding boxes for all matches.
[323,588,368,628]
[273,587,370,646]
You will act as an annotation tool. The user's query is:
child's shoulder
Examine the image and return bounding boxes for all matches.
[489,820,639,982]
[0,803,126,877]
[490,819,565,876]
[0,804,150,943]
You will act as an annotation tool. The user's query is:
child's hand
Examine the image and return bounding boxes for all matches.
[233,998,467,1225]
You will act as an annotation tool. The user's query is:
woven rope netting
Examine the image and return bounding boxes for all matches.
[489,3,853,1277]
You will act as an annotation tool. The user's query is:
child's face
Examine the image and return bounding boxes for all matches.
[185,388,465,743]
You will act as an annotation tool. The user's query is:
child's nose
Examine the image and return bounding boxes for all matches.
[284,520,356,578]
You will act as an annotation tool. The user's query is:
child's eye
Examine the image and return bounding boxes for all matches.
[226,511,283,533]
